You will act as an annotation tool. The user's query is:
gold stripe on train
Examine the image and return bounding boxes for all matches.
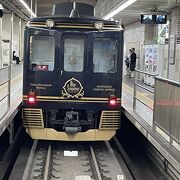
[29,21,120,28]
[30,22,93,26]
[55,22,120,28]
[36,99,109,103]
[29,24,121,31]
[23,98,120,103]
[23,95,120,101]
[28,23,121,30]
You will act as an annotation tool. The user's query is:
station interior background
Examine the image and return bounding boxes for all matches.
[0,1,180,179]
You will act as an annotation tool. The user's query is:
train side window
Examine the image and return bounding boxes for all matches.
[93,38,117,73]
[64,38,84,72]
[29,36,55,71]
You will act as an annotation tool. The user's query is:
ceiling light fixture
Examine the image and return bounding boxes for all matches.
[0,4,4,10]
[103,0,137,20]
[18,0,36,17]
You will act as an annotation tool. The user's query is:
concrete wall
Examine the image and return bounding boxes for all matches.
[144,24,158,44]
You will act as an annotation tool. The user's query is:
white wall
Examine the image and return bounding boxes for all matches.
[0,13,26,67]
[3,14,20,55]
[2,14,11,40]
[124,22,145,74]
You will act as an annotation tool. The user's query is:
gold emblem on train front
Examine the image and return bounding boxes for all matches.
[62,78,84,98]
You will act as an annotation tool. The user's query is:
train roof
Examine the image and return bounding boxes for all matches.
[27,16,123,31]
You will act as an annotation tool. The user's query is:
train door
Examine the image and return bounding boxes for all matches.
[59,34,87,106]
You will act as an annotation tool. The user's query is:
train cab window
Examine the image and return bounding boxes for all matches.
[93,38,117,73]
[29,36,55,71]
[64,38,84,72]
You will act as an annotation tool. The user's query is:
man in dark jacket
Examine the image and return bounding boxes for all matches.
[130,48,136,78]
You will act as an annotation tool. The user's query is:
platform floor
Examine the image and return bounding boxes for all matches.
[0,67,179,177]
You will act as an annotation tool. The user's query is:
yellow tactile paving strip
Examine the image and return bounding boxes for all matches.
[122,83,154,109]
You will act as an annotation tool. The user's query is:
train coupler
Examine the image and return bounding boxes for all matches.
[64,111,81,134]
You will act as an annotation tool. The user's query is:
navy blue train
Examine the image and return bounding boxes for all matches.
[22,2,124,141]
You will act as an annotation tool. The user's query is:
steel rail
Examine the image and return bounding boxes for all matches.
[90,145,102,180]
[22,140,38,180]
[43,143,52,180]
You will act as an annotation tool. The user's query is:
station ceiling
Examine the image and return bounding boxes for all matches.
[1,0,180,25]
[106,0,180,25]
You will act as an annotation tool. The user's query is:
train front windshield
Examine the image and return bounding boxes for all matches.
[93,38,118,74]
[28,35,118,74]
[29,35,55,71]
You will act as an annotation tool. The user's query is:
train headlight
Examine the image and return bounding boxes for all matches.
[28,97,36,103]
[46,19,55,28]
[108,94,117,106]
[28,90,36,104]
[95,21,103,30]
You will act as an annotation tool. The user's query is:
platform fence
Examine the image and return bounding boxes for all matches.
[153,77,180,146]
[133,69,155,111]
[0,66,11,120]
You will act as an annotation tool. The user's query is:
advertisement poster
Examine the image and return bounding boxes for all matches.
[2,40,10,67]
[144,45,158,86]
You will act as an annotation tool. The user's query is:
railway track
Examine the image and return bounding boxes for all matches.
[21,140,130,180]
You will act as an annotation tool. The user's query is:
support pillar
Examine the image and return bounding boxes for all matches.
[19,17,22,61]
[7,121,14,144]
[0,17,2,68]
[8,12,13,108]
[168,7,180,82]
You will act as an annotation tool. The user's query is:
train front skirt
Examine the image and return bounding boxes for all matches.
[26,128,116,141]
[22,108,120,141]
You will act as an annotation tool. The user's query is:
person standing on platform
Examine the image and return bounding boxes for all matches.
[125,50,131,77]
[130,48,136,78]
[13,51,16,62]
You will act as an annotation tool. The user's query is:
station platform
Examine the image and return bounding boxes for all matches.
[0,63,23,136]
[0,65,179,177]
[122,75,180,178]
